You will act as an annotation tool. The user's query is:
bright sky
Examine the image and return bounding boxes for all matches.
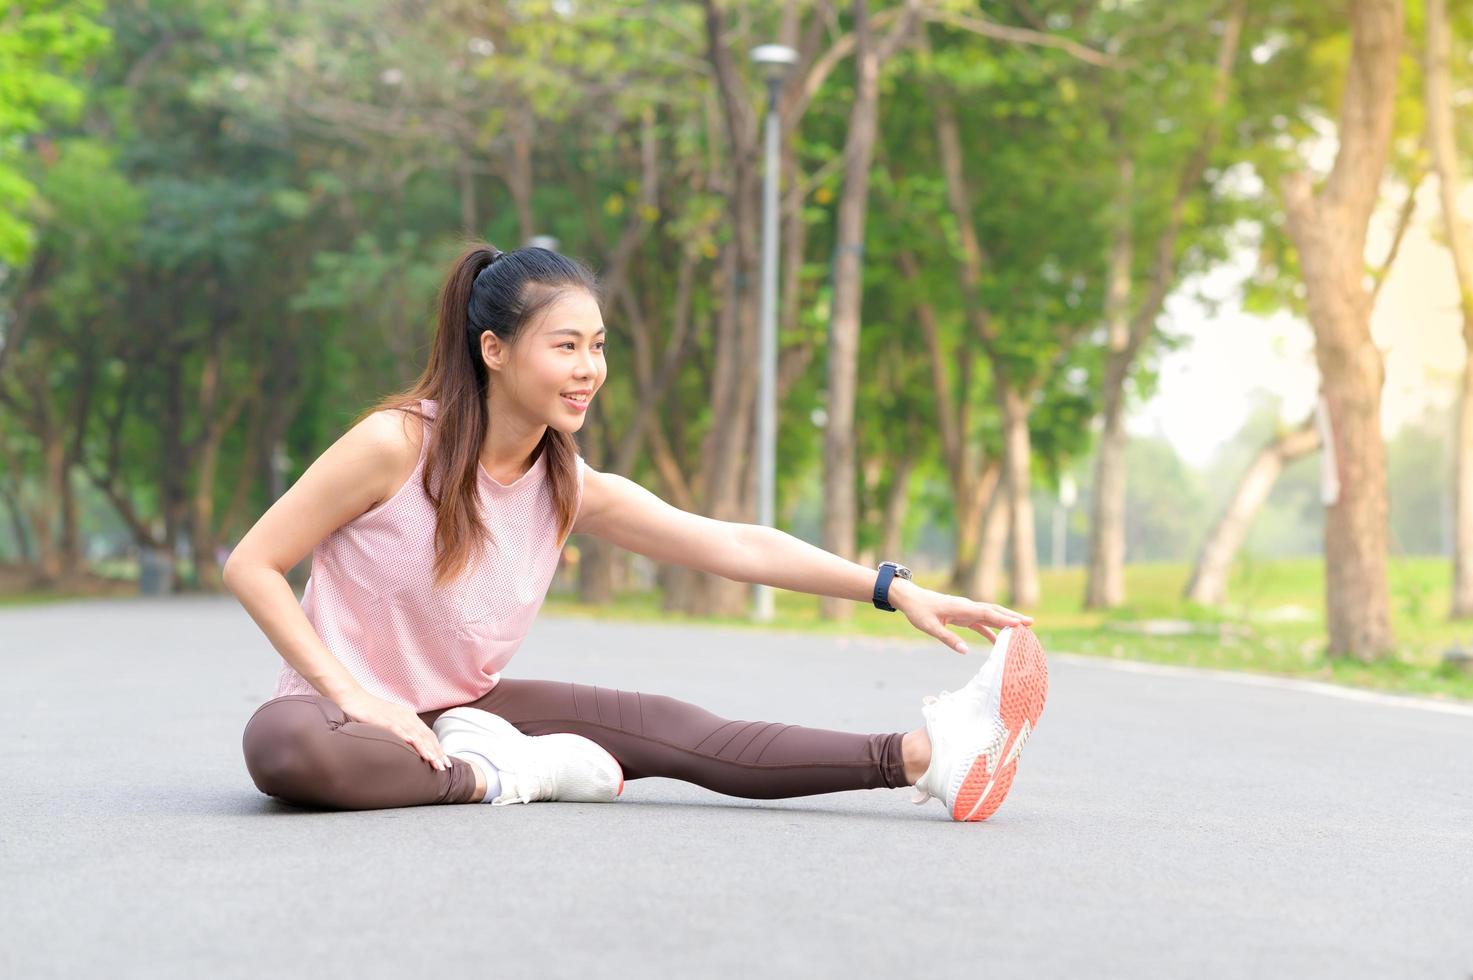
[1131,179,1470,467]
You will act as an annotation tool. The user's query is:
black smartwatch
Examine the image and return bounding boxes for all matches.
[872,560,913,612]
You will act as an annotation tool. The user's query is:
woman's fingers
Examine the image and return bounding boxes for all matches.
[965,603,1030,629]
[946,599,1029,629]
[406,726,448,770]
[986,602,1032,625]
[422,727,450,770]
[919,593,1033,657]
[926,618,969,655]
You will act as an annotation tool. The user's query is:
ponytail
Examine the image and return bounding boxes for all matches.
[358,240,600,587]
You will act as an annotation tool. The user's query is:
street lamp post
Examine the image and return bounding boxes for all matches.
[1053,473,1077,568]
[749,43,797,623]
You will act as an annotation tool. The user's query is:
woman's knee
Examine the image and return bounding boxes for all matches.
[241,696,338,801]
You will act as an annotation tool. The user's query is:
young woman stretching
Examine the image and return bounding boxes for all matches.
[230,244,1050,822]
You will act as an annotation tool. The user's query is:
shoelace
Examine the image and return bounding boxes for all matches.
[910,687,999,805]
[495,761,556,805]
[911,692,960,804]
[925,686,985,709]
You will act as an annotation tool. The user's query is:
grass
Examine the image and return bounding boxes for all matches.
[5,555,1471,702]
[0,562,136,607]
[540,557,1473,703]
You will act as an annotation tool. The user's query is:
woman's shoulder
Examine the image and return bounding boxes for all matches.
[354,403,427,504]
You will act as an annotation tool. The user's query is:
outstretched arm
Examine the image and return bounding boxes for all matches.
[573,467,1032,655]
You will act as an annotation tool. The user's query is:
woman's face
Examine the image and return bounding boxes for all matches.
[485,288,606,433]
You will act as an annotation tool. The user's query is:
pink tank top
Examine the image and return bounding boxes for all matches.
[271,398,585,712]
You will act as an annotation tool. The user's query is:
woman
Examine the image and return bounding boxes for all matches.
[231,243,1049,822]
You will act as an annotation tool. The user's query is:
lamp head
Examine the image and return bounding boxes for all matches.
[749,44,798,83]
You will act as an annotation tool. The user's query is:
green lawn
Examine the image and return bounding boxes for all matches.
[5,555,1471,702]
[541,557,1473,703]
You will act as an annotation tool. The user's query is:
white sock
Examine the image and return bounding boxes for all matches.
[452,752,503,803]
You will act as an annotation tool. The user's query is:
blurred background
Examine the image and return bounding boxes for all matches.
[2,0,1469,696]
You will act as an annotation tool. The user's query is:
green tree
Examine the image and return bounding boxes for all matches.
[0,0,109,264]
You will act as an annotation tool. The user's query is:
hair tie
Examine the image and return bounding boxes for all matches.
[472,248,503,286]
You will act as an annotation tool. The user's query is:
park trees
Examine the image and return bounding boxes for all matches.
[1424,0,1473,618]
[1084,0,1248,610]
[816,0,917,621]
[913,10,1112,608]
[0,0,1449,664]
[1279,0,1404,659]
[1184,411,1321,605]
[0,0,110,584]
[0,0,110,264]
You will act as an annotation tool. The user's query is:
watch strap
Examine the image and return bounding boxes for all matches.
[873,562,900,612]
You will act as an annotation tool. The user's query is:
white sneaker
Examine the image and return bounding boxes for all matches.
[911,625,1049,822]
[433,707,624,805]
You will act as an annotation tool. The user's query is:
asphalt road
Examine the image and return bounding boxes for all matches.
[3,595,1470,979]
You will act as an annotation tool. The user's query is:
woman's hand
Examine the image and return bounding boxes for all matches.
[337,688,453,771]
[888,579,1033,655]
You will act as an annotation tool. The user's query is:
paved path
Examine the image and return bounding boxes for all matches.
[2,596,1470,978]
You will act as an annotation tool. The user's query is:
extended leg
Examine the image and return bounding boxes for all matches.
[420,678,909,800]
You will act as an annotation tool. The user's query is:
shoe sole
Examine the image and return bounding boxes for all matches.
[951,626,1049,822]
[434,707,625,799]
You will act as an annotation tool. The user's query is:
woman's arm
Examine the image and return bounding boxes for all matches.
[573,468,866,596]
[223,410,414,701]
[573,467,1030,653]
[224,565,361,700]
[727,523,897,604]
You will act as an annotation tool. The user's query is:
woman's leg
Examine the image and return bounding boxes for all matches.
[242,695,481,810]
[421,679,911,800]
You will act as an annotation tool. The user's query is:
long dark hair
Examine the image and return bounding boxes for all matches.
[359,241,601,588]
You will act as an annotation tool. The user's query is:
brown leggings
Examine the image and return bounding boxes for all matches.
[242,677,910,810]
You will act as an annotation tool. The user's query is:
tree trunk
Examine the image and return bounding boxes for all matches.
[188,328,257,593]
[577,536,617,604]
[191,431,225,591]
[878,448,915,561]
[59,356,95,578]
[0,460,32,562]
[1279,0,1402,660]
[1086,384,1128,608]
[694,5,765,618]
[1184,414,1321,605]
[577,399,617,604]
[29,433,65,586]
[678,2,920,620]
[457,153,478,234]
[947,461,997,594]
[897,247,993,593]
[1085,1,1245,608]
[58,464,79,578]
[1425,0,1473,617]
[967,477,1011,600]
[1,487,30,562]
[1086,147,1135,609]
[997,381,1040,607]
[920,21,1045,604]
[1456,353,1473,615]
[692,240,757,619]
[819,0,884,623]
[507,106,535,244]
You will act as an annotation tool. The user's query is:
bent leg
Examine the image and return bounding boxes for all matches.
[420,679,908,800]
[243,695,480,810]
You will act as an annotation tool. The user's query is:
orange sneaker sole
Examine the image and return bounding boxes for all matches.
[951,626,1049,822]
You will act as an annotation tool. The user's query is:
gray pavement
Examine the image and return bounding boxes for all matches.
[2,595,1470,979]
